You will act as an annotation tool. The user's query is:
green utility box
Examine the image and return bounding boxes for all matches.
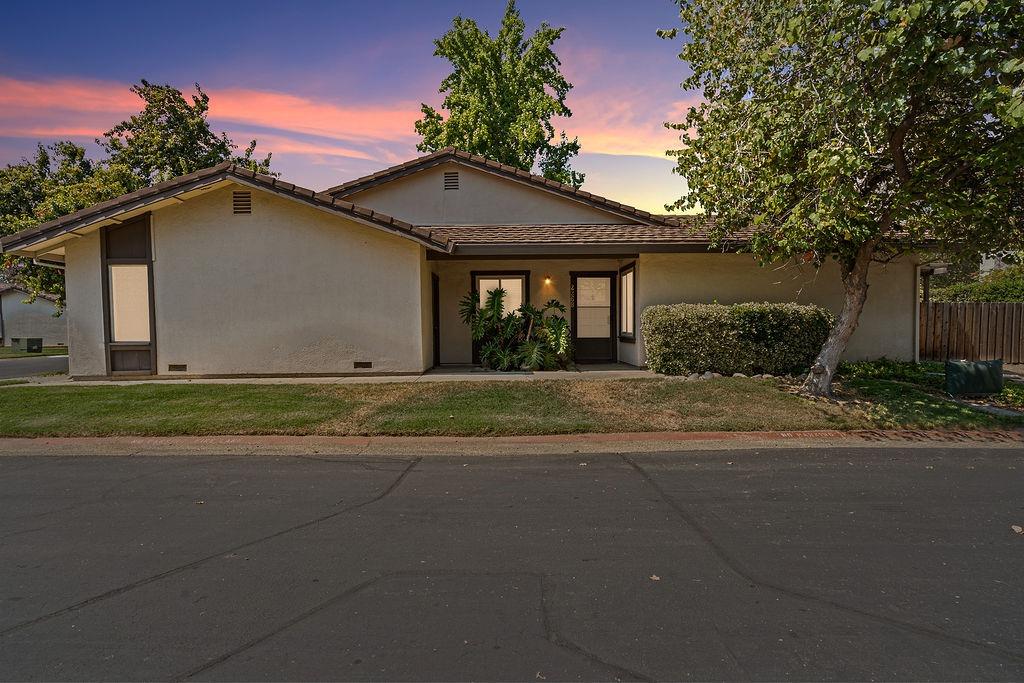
[945,359,1004,395]
[11,337,43,353]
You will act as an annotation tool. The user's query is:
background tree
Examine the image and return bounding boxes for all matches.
[1,143,135,310]
[662,0,1023,395]
[415,0,585,187]
[100,80,272,187]
[2,80,274,307]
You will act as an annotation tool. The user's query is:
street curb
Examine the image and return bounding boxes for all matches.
[0,428,1021,456]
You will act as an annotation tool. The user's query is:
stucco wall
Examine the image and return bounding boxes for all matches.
[434,254,918,366]
[147,184,428,375]
[1,291,67,346]
[345,163,627,225]
[631,253,918,364]
[434,258,627,364]
[64,231,107,376]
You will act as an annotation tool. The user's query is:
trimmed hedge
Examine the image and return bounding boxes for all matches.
[641,302,834,376]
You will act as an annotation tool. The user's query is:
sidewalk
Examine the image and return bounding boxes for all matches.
[4,363,655,387]
[1,429,1021,456]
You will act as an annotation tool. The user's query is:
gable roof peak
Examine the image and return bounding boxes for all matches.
[325,148,669,226]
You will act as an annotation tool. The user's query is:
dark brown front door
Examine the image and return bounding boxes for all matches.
[571,272,616,363]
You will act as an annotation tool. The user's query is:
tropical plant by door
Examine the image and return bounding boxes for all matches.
[459,287,573,371]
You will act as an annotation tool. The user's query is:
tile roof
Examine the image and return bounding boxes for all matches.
[425,216,750,251]
[0,162,450,254]
[325,147,674,226]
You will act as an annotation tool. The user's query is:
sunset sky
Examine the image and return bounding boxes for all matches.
[0,1,697,213]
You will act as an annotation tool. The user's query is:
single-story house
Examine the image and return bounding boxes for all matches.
[0,283,67,347]
[0,148,920,379]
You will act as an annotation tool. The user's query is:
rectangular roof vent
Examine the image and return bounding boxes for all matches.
[232,190,252,214]
[443,171,459,191]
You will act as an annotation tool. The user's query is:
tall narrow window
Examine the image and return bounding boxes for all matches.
[109,264,151,342]
[619,264,635,338]
[103,217,154,373]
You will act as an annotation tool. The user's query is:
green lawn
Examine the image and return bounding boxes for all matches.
[0,346,68,359]
[0,378,863,438]
[836,359,1024,430]
[0,373,1019,439]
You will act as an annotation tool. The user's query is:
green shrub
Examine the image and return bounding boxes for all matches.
[932,264,1024,302]
[641,302,834,376]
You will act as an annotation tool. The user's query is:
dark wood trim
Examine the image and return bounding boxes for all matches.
[101,213,156,376]
[431,272,441,368]
[469,270,531,364]
[469,270,532,304]
[618,261,637,343]
[428,251,639,261]
[569,271,617,363]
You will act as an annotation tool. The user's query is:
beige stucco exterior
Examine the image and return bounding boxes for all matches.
[63,184,432,377]
[0,291,67,347]
[53,164,919,378]
[429,254,918,367]
[343,162,626,225]
[619,253,919,365]
[64,232,107,376]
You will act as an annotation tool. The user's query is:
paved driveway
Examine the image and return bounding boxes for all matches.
[0,354,67,379]
[1,448,1022,681]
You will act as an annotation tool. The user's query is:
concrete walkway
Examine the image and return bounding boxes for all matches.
[3,363,656,387]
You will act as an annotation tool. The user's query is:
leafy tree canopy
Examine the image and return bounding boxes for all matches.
[2,81,274,308]
[415,0,585,187]
[663,0,1024,394]
[1,142,136,310]
[933,263,1024,301]
[100,80,272,187]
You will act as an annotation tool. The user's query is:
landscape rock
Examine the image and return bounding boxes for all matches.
[687,373,700,381]
[701,371,714,380]
[732,373,747,378]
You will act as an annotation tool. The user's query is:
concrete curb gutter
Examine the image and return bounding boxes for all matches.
[0,428,1021,456]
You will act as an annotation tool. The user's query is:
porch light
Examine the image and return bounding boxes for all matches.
[544,276,552,285]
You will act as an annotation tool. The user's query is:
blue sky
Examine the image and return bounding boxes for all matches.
[0,1,697,212]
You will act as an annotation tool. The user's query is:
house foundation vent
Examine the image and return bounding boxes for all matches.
[354,361,373,369]
[168,364,187,372]
[443,171,459,190]
[232,191,252,214]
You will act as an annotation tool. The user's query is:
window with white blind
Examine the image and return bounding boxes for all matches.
[475,274,526,314]
[620,264,635,338]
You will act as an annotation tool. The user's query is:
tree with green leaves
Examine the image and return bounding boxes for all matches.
[2,80,275,307]
[415,0,585,187]
[662,0,1024,395]
[1,142,136,310]
[100,79,272,187]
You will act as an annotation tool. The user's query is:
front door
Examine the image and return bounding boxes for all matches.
[571,272,616,363]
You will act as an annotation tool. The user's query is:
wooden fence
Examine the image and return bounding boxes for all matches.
[919,302,1024,363]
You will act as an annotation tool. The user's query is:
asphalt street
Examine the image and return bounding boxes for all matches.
[1,447,1022,681]
[0,355,67,379]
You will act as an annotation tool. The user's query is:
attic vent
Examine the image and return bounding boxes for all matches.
[443,171,460,191]
[232,191,252,214]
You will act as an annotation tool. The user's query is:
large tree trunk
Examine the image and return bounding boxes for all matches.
[801,240,878,396]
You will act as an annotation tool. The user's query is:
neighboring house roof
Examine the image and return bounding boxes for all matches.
[0,162,451,255]
[0,283,59,302]
[324,147,674,226]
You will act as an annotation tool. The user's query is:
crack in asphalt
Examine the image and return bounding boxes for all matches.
[174,570,653,682]
[619,453,1024,667]
[0,456,421,638]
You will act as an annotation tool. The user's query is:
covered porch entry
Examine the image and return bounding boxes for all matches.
[428,256,639,367]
